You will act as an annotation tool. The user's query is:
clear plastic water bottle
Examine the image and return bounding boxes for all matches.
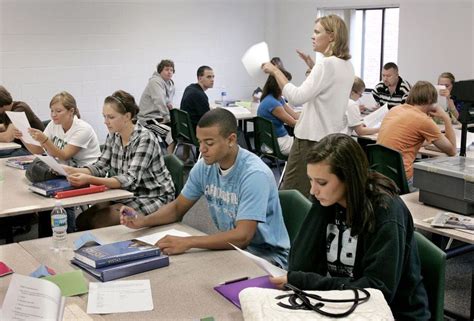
[221,88,227,106]
[51,200,68,251]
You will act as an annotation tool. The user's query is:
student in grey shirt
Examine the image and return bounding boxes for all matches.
[138,59,175,124]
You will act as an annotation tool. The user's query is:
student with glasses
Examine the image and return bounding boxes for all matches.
[270,134,430,320]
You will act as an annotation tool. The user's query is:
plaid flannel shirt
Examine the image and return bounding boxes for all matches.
[86,123,175,214]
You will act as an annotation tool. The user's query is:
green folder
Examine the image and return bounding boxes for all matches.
[43,270,88,297]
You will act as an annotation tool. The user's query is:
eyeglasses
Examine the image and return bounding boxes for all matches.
[275,283,371,318]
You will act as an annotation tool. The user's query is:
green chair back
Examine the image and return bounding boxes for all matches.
[41,119,51,128]
[254,116,288,161]
[164,154,185,197]
[278,190,312,244]
[170,109,199,148]
[414,231,446,321]
[366,144,410,195]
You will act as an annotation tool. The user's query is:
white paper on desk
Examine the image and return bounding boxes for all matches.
[36,154,68,176]
[222,106,252,117]
[5,111,40,146]
[135,228,191,245]
[359,92,378,110]
[87,280,153,314]
[230,243,287,277]
[435,85,448,111]
[362,104,388,128]
[241,42,270,85]
[454,129,474,150]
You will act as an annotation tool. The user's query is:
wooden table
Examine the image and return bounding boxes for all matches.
[20,223,265,320]
[0,243,103,320]
[0,158,133,218]
[402,192,474,320]
[402,192,474,244]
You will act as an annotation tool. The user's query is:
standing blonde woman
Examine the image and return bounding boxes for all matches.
[262,15,354,197]
[21,91,101,167]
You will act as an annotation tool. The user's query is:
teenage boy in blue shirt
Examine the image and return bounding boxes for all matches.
[121,108,290,268]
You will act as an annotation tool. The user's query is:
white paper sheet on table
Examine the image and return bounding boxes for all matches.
[362,104,389,128]
[241,42,270,86]
[222,106,252,117]
[230,243,287,277]
[35,154,68,176]
[454,129,474,150]
[135,228,191,245]
[359,92,378,110]
[87,280,153,314]
[5,111,40,145]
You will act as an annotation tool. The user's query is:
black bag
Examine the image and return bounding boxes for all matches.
[25,158,62,183]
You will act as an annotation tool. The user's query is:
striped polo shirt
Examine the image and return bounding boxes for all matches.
[371,76,411,109]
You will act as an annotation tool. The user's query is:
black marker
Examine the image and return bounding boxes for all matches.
[222,276,249,285]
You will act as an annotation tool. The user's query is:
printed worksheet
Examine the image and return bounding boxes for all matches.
[5,111,40,145]
[230,244,287,277]
[87,280,153,314]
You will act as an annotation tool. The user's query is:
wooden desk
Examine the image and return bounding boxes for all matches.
[0,142,21,151]
[402,192,474,321]
[20,223,265,320]
[401,192,474,244]
[0,159,133,218]
[0,243,102,320]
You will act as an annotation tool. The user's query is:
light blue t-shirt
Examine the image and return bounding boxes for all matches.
[181,148,290,268]
[257,95,288,137]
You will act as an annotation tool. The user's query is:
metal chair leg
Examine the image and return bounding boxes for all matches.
[278,161,287,189]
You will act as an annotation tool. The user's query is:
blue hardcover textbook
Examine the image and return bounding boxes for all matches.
[71,254,169,282]
[74,240,161,268]
[28,178,76,197]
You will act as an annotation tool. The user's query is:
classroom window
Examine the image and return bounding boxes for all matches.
[352,8,400,89]
[316,7,399,88]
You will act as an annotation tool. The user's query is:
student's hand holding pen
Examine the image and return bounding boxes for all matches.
[119,206,145,229]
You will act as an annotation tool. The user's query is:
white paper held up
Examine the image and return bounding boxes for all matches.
[87,280,153,314]
[241,42,270,86]
[36,154,68,176]
[362,104,389,129]
[435,85,448,111]
[230,243,287,277]
[5,111,40,145]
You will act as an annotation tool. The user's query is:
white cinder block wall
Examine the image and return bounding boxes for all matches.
[0,0,269,141]
[2,0,473,141]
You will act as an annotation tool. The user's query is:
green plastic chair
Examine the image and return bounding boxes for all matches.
[278,190,312,244]
[170,109,199,159]
[414,231,446,321]
[164,154,184,197]
[366,144,410,195]
[254,116,288,184]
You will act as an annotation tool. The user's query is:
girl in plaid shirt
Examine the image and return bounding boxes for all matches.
[66,90,175,230]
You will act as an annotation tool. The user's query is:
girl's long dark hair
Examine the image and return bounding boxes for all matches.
[307,134,398,235]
